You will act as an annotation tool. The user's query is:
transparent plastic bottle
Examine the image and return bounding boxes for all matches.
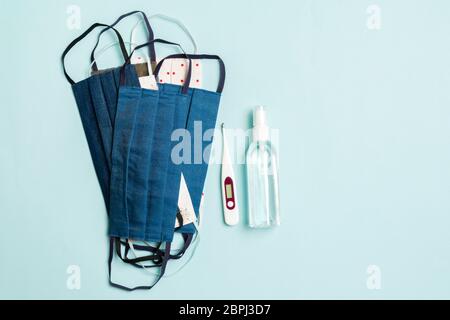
[246,106,280,228]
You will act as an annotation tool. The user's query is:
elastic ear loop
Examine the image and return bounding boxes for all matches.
[109,238,170,291]
[120,179,204,272]
[128,217,201,277]
[127,156,205,276]
[120,39,192,93]
[153,53,226,93]
[61,23,128,85]
[130,14,198,54]
[88,41,149,77]
[90,10,156,72]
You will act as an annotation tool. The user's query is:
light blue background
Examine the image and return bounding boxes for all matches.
[1,0,450,299]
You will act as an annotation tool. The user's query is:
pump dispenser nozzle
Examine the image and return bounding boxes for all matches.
[253,106,269,142]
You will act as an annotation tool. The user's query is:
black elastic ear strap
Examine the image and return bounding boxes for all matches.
[62,23,128,85]
[108,237,171,291]
[153,54,192,94]
[119,39,191,93]
[120,233,194,267]
[176,209,184,227]
[154,53,226,93]
[117,239,163,266]
[90,11,156,72]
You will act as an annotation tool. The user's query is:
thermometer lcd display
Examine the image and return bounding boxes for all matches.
[226,184,233,199]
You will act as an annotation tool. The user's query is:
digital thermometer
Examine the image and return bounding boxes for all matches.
[221,124,239,226]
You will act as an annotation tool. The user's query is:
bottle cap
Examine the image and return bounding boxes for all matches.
[254,106,266,127]
[253,106,269,142]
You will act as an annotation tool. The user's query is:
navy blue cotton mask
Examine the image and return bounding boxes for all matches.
[108,39,190,242]
[63,22,226,291]
[68,10,157,189]
[64,21,193,269]
[118,54,226,271]
[62,23,139,211]
[107,39,193,290]
[154,54,226,236]
[108,87,160,240]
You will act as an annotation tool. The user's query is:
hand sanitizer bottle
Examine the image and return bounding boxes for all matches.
[246,106,280,228]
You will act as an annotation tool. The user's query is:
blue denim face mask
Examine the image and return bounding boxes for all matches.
[154,54,226,236]
[108,87,160,240]
[108,39,189,240]
[86,10,157,176]
[111,87,194,285]
[62,23,166,291]
[65,10,155,215]
[117,55,226,275]
[86,66,141,171]
[61,23,140,211]
[107,40,193,290]
[63,23,226,291]
[90,14,204,245]
[63,20,193,282]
